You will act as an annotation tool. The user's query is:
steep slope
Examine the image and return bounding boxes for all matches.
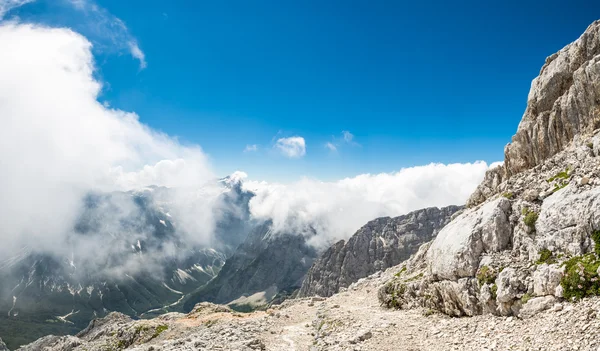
[504,20,600,177]
[183,222,318,311]
[298,206,461,298]
[380,20,600,319]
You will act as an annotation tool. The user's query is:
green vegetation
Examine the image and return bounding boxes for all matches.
[502,192,514,199]
[588,142,594,149]
[546,167,570,193]
[521,293,532,304]
[552,182,568,193]
[547,168,570,182]
[592,230,600,256]
[536,248,556,265]
[477,266,497,287]
[151,325,168,339]
[522,208,538,229]
[384,282,406,309]
[404,272,424,282]
[394,266,407,277]
[560,254,600,301]
[490,284,498,300]
[558,232,600,301]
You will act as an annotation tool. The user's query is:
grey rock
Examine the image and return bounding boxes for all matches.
[427,199,512,281]
[504,20,600,176]
[0,338,8,351]
[533,264,564,297]
[520,296,557,318]
[536,186,600,255]
[466,165,505,207]
[298,206,460,297]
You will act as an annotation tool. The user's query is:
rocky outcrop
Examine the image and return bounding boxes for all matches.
[298,206,461,298]
[504,20,600,177]
[466,165,505,207]
[379,20,600,317]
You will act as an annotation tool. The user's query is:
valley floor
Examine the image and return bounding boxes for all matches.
[22,264,600,351]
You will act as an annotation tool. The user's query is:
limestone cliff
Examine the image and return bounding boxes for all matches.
[298,206,461,298]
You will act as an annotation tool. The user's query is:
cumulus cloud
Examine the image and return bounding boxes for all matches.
[243,161,493,248]
[244,144,258,152]
[0,23,212,264]
[275,136,306,158]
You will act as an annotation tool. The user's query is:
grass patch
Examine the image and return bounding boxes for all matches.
[552,182,568,193]
[476,266,496,287]
[502,192,514,199]
[404,272,424,282]
[522,208,538,229]
[151,325,168,339]
[394,266,407,277]
[592,231,600,256]
[547,168,570,182]
[536,248,556,265]
[490,284,498,300]
[521,293,532,304]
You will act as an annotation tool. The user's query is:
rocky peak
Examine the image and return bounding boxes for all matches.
[298,205,461,298]
[504,20,600,177]
[379,20,600,320]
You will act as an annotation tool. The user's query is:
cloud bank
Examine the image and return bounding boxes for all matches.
[243,161,491,248]
[0,23,212,264]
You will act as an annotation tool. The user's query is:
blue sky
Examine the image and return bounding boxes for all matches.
[6,0,600,181]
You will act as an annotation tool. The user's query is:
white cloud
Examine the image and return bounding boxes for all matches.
[128,40,147,69]
[244,144,258,152]
[324,142,337,152]
[242,161,494,248]
[342,130,354,143]
[0,0,34,19]
[0,0,147,69]
[0,23,211,260]
[275,136,306,158]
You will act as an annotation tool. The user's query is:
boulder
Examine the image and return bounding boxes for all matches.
[427,199,512,281]
[519,296,557,318]
[533,264,564,297]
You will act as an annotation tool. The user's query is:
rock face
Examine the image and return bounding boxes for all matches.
[183,221,318,311]
[297,206,461,298]
[427,199,511,281]
[379,20,600,319]
[504,20,600,177]
[0,338,8,351]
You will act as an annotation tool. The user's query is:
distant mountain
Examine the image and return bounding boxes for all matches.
[182,221,318,312]
[0,179,253,350]
[298,206,461,298]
